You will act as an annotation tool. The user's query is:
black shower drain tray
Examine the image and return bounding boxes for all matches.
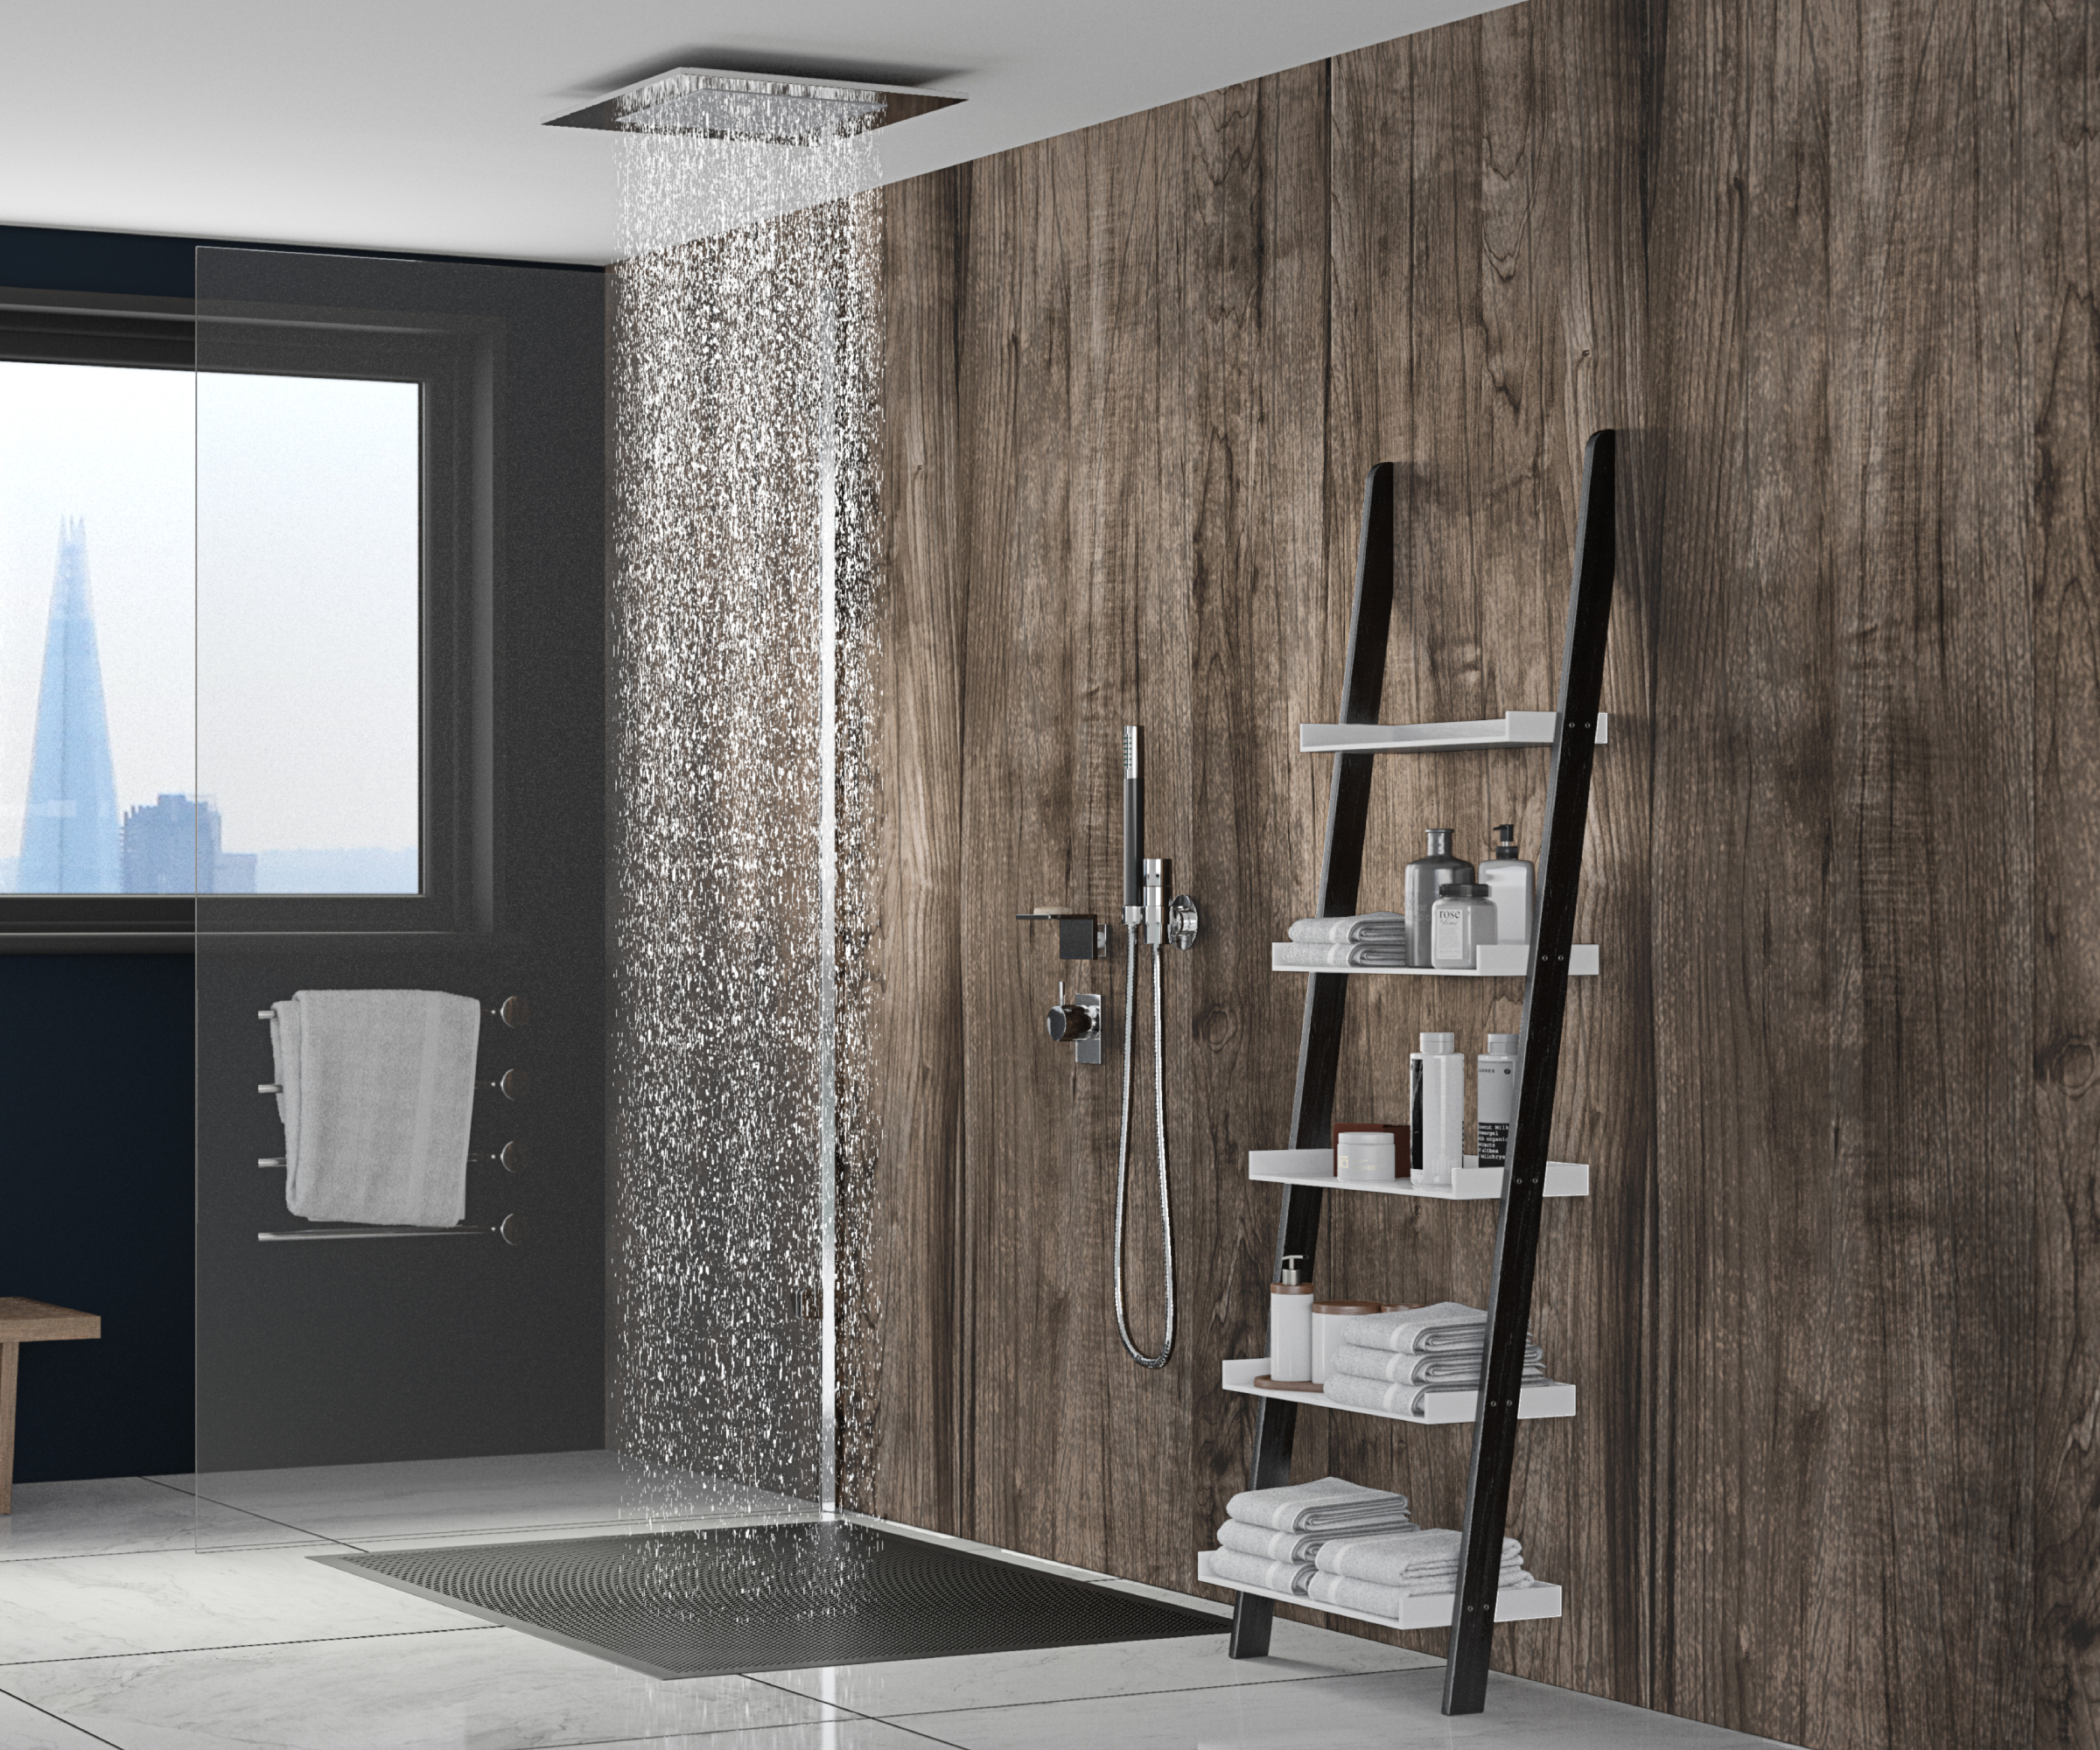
[322,1518,1224,1679]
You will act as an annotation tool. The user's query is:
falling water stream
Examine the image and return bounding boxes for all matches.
[607,77,884,1600]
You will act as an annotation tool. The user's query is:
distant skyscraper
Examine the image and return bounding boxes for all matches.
[122,794,257,893]
[18,518,122,892]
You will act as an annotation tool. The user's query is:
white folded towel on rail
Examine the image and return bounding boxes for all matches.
[1272,942,1410,970]
[271,990,481,1228]
[1287,913,1408,945]
[1206,1548,1316,1595]
[1223,1476,1413,1535]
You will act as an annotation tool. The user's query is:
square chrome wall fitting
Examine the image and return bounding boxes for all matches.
[545,67,965,143]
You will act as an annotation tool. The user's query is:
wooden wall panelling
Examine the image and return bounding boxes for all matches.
[1321,31,1496,1632]
[1505,0,1655,1705]
[867,169,969,1532]
[870,0,2096,1738]
[1172,63,1336,1592]
[1646,0,2040,1740]
[1644,0,1843,1729]
[1087,104,1190,1592]
[2026,0,2100,1727]
[1320,7,1653,1694]
[958,132,1111,1571]
[1816,0,2037,1743]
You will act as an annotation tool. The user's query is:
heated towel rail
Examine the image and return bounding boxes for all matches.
[253,994,532,1245]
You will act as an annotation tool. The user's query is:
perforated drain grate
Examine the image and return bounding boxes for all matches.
[324,1520,1224,1679]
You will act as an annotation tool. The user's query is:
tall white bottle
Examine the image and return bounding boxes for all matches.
[1270,1254,1314,1381]
[1475,1032,1519,1172]
[1415,1032,1465,1186]
[1479,824,1536,947]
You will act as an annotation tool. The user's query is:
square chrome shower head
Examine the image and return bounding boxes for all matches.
[545,67,964,144]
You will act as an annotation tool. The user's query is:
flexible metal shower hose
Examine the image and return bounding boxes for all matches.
[1114,931,1174,1368]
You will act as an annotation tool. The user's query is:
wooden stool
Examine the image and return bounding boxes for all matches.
[0,1299,101,1515]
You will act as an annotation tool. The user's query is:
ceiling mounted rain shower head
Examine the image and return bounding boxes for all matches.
[545,66,965,144]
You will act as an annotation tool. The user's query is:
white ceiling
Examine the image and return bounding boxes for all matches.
[0,0,1508,265]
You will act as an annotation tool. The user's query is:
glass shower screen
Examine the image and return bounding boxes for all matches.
[190,246,620,1548]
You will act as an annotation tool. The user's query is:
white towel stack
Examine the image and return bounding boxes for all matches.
[1206,1477,1417,1597]
[270,989,482,1228]
[1324,1302,1550,1417]
[1277,914,1410,970]
[1307,1527,1536,1620]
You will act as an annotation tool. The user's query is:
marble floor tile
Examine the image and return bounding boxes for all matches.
[752,1618,1438,1717]
[3,1629,842,1750]
[0,1689,111,1749]
[151,1449,806,1544]
[0,1476,324,1561]
[887,1666,1803,1749]
[0,1547,478,1662]
[564,1726,960,1750]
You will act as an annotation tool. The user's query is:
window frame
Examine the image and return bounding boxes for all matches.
[0,284,494,948]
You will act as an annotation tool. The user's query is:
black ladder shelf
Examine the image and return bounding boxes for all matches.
[1223,431,1615,1717]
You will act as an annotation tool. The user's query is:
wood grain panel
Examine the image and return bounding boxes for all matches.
[2026,0,2099,1732]
[1168,61,1335,1593]
[863,169,969,1530]
[864,0,2096,1740]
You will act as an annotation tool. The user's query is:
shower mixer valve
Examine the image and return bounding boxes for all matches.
[1046,981,1103,1066]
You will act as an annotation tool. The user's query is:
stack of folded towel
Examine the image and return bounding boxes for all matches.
[1205,1477,1417,1596]
[1276,913,1409,969]
[1324,1302,1549,1417]
[1308,1527,1536,1619]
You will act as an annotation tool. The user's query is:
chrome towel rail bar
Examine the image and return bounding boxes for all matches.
[258,1214,528,1245]
[254,996,529,1028]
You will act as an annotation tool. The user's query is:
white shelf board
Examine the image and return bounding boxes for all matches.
[1197,1550,1564,1629]
[1271,942,1599,978]
[1249,1149,1589,1200]
[1300,711,1607,753]
[1222,1358,1576,1424]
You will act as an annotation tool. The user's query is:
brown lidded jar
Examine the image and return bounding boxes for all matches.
[1311,1299,1385,1384]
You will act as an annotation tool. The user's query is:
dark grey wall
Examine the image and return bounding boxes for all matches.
[192,249,608,1472]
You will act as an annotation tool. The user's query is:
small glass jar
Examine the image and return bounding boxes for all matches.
[1430,881,1499,970]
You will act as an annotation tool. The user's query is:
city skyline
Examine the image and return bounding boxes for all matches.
[3,359,423,874]
[7,516,415,896]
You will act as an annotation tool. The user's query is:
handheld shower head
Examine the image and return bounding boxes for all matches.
[1123,727,1144,920]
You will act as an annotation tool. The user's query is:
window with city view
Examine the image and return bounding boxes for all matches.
[0,359,420,895]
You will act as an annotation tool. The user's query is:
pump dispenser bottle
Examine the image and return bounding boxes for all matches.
[1269,1254,1314,1382]
[1479,823,1536,946]
[1404,830,1474,967]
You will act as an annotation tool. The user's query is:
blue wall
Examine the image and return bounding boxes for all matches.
[0,954,195,1481]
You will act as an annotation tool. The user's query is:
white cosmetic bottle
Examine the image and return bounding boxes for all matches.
[1269,1254,1315,1382]
[1475,1032,1519,1172]
[1413,1032,1465,1186]
[1479,823,1536,946]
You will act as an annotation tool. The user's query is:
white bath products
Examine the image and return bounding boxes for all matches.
[1270,1253,1315,1381]
[1311,1300,1384,1383]
[1475,1032,1518,1172]
[1411,1032,1465,1186]
[1335,1128,1397,1182]
[1479,823,1536,946]
[1430,883,1498,970]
